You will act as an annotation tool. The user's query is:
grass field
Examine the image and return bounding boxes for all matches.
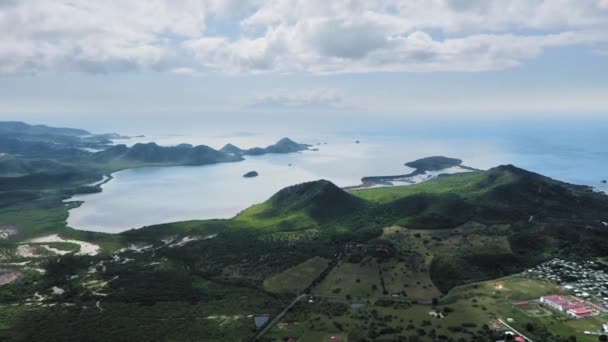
[234,202,317,231]
[352,171,494,204]
[380,257,441,301]
[315,258,383,301]
[268,276,607,341]
[264,256,330,294]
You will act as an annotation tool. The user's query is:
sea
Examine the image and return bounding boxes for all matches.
[66,118,608,233]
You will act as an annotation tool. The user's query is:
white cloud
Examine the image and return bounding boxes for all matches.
[1,0,608,75]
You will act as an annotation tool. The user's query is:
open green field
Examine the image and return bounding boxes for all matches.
[314,258,383,301]
[352,171,495,203]
[380,257,441,301]
[3,126,608,342]
[269,276,606,341]
[264,256,330,294]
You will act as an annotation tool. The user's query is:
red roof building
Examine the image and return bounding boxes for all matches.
[540,294,596,318]
[567,307,594,319]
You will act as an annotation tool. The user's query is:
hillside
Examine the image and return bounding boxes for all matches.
[2,145,608,341]
[234,180,370,235]
[356,165,608,228]
[0,121,90,136]
[220,137,309,156]
[359,155,472,187]
[0,121,119,158]
[90,142,243,167]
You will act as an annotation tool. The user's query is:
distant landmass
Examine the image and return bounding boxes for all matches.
[356,156,477,188]
[243,171,259,178]
[0,121,125,158]
[90,142,242,167]
[0,121,90,136]
[220,137,309,156]
[0,121,310,207]
[404,156,463,172]
[3,121,608,341]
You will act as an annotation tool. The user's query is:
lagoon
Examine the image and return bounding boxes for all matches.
[67,123,608,233]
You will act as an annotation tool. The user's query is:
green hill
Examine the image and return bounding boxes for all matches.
[404,156,463,171]
[90,142,243,167]
[356,165,608,227]
[3,160,608,341]
[235,180,369,232]
[267,180,366,218]
[220,137,309,157]
[0,121,90,136]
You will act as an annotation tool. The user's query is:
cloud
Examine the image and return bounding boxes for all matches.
[1,0,608,75]
[249,89,346,110]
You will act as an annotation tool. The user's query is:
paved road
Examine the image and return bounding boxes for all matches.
[252,294,307,341]
[252,252,344,341]
[498,318,534,342]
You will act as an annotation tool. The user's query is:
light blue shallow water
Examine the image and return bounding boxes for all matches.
[67,120,608,233]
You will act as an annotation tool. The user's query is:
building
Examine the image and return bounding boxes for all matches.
[540,295,571,311]
[540,294,597,319]
[567,307,593,319]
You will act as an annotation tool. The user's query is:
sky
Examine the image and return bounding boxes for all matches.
[0,0,607,133]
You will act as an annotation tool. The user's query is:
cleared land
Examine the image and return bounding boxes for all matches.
[315,258,383,300]
[270,276,604,342]
[264,256,330,294]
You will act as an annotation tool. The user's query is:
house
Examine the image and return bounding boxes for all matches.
[567,307,594,319]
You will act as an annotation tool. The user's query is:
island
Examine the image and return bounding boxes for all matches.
[404,155,463,172]
[1,122,608,342]
[352,155,478,188]
[220,137,309,157]
[603,179,607,184]
[243,171,259,178]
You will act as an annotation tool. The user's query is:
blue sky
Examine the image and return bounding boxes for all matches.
[0,0,607,130]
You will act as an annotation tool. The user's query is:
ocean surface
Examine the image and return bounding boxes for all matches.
[67,120,608,233]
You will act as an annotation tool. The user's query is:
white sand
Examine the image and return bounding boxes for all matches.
[117,244,153,253]
[169,236,198,247]
[28,234,100,256]
[51,286,65,295]
[16,245,39,258]
[40,245,72,255]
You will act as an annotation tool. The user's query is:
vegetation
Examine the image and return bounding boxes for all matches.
[1,122,608,341]
[404,156,463,172]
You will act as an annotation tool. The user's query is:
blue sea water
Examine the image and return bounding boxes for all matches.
[67,119,608,233]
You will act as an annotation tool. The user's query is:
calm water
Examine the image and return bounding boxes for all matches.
[67,121,608,233]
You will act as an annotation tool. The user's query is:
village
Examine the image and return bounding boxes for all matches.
[524,258,608,309]
[520,258,608,335]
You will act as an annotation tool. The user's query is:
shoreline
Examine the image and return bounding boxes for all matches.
[344,164,479,191]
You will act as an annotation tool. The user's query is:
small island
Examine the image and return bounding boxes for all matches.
[602,180,607,184]
[404,156,463,172]
[220,138,309,157]
[350,156,477,189]
[243,171,259,178]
